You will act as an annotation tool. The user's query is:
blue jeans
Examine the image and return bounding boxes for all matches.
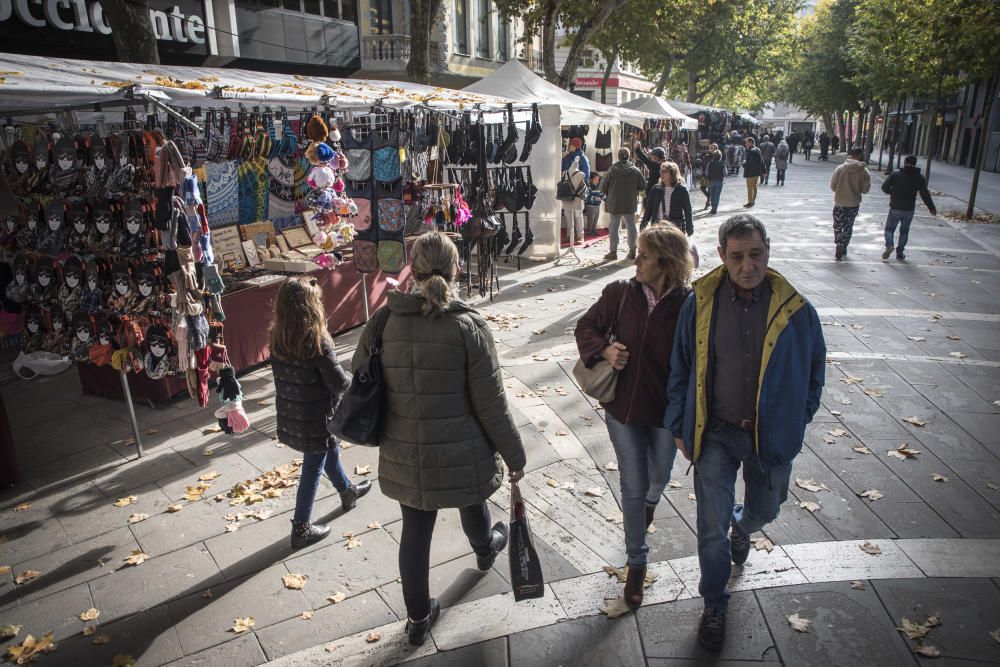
[884,208,915,251]
[708,181,724,212]
[292,446,350,523]
[694,420,791,611]
[606,413,678,566]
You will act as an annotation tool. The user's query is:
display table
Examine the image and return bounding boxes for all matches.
[77,258,411,402]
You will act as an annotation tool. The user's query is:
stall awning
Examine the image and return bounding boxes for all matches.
[620,96,698,130]
[463,60,657,126]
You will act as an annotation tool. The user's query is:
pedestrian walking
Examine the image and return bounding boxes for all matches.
[880,155,937,261]
[666,214,826,653]
[575,224,692,610]
[707,149,726,213]
[802,133,814,161]
[830,134,840,155]
[354,232,526,647]
[830,146,872,259]
[269,277,372,549]
[602,147,647,261]
[694,153,711,210]
[641,161,694,236]
[741,137,763,208]
[818,132,830,161]
[634,142,667,195]
[786,132,799,163]
[773,139,789,185]
[758,136,776,185]
[585,172,605,236]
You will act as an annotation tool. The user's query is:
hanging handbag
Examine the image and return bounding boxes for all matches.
[572,281,629,402]
[508,481,545,601]
[328,306,391,446]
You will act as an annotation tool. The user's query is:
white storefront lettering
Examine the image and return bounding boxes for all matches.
[0,0,206,44]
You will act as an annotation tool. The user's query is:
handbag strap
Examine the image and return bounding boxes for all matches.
[369,306,391,355]
[607,280,629,342]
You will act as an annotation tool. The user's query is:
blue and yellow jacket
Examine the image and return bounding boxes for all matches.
[665,265,826,468]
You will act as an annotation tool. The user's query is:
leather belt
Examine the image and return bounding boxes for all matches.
[714,417,755,432]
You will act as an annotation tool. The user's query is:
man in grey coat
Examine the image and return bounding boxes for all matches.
[601,147,648,261]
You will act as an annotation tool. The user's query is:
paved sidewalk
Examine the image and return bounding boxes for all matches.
[2,154,1000,666]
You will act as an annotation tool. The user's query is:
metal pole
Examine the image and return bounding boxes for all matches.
[119,368,144,458]
[360,273,370,321]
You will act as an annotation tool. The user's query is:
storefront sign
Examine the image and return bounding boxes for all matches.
[575,77,619,88]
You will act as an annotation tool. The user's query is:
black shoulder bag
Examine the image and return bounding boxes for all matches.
[328,307,391,447]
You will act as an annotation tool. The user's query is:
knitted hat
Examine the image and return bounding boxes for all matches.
[62,255,84,278]
[35,255,56,279]
[48,304,65,331]
[111,260,131,280]
[88,133,106,163]
[124,198,146,225]
[134,262,157,286]
[306,115,329,143]
[145,323,169,346]
[54,135,76,162]
[25,306,42,328]
[94,314,113,343]
[43,199,65,225]
[72,310,94,334]
[10,141,31,173]
[67,200,88,228]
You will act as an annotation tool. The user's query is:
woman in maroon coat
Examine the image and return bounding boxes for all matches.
[575,223,692,610]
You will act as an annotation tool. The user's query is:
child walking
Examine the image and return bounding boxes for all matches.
[269,277,371,548]
[585,173,605,236]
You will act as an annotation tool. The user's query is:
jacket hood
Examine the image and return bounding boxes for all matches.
[843,159,867,172]
[612,160,641,175]
[386,289,476,316]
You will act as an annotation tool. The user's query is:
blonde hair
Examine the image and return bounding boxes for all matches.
[269,277,332,361]
[659,161,682,186]
[639,223,693,289]
[412,232,459,318]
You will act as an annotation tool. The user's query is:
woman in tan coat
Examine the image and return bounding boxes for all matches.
[354,232,526,646]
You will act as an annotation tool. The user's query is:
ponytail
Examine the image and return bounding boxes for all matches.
[411,232,459,318]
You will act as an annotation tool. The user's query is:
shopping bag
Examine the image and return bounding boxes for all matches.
[508,481,545,601]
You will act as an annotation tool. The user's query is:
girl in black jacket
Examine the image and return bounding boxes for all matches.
[269,277,371,548]
[641,161,693,235]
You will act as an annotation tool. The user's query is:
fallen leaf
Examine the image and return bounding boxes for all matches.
[366,632,381,643]
[328,592,347,604]
[850,580,865,590]
[203,425,222,435]
[897,617,933,640]
[830,410,843,416]
[0,565,9,574]
[914,640,940,657]
[600,596,632,619]
[79,607,100,621]
[947,335,961,341]
[605,510,624,523]
[986,483,998,491]
[799,500,821,513]
[852,445,873,455]
[5,631,56,663]
[166,504,183,513]
[0,625,20,640]
[346,537,362,550]
[12,502,31,512]
[603,565,627,583]
[932,473,948,482]
[355,465,371,476]
[113,495,137,507]
[949,351,968,359]
[202,590,213,599]
[859,489,884,501]
[863,388,884,397]
[795,478,830,493]
[122,549,150,567]
[925,615,941,628]
[198,471,221,481]
[111,656,135,667]
[907,336,926,342]
[989,628,1000,644]
[225,523,240,533]
[554,431,569,436]
[546,479,560,488]
[902,416,927,427]
[144,427,159,435]
[127,513,149,524]
[841,376,864,385]
[887,444,920,460]
[81,625,96,637]
[300,611,314,620]
[367,521,381,530]
[584,487,606,497]
[14,570,42,584]
[230,617,255,634]
[282,573,308,590]
[859,541,882,556]
[687,493,697,501]
[256,400,271,407]
[828,428,850,437]
[667,480,683,489]
[752,537,774,553]
[788,613,811,632]
[92,633,111,645]
[603,462,619,471]
[646,524,656,534]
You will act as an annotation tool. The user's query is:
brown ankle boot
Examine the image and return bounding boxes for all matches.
[624,564,646,610]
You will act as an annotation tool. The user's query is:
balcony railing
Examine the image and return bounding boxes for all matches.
[362,34,411,70]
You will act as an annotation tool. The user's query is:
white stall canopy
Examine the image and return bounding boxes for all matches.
[620,96,698,130]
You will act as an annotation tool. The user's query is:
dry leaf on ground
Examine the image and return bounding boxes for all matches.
[830,410,843,416]
[12,502,30,512]
[201,590,213,599]
[346,537,362,550]
[546,479,560,488]
[603,462,619,471]
[225,523,240,533]
[79,607,100,621]
[646,524,656,534]
[603,565,627,583]
[92,633,111,645]
[355,465,372,476]
[859,541,882,556]
[828,428,850,437]
[907,336,926,342]
[199,471,222,481]
[989,628,1000,644]
[902,416,927,427]
[600,597,632,619]
[127,513,149,524]
[111,656,135,667]
[555,431,569,436]
[166,504,183,513]
[888,444,920,460]
[863,388,884,397]
[113,495,137,507]
[605,510,624,524]
[668,480,683,489]
[850,580,865,590]
[841,376,864,385]
[859,489,884,501]
[5,631,55,663]
[367,521,381,530]
[584,487,606,497]
[949,351,968,359]
[687,493,697,501]
[787,613,811,632]
[752,537,774,553]
[14,570,41,584]
[282,574,308,590]
[366,632,381,643]
[795,478,830,493]
[144,427,159,435]
[852,445,873,455]
[230,617,255,634]
[81,625,97,637]
[300,611,314,621]
[203,425,222,435]
[0,625,20,640]
[986,483,998,491]
[932,473,948,482]
[328,592,347,604]
[0,565,9,574]
[799,500,820,513]
[913,640,940,657]
[897,617,931,640]
[122,550,149,566]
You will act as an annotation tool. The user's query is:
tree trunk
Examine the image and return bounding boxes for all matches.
[406,0,442,85]
[847,109,854,147]
[654,55,674,97]
[967,71,999,218]
[541,0,561,84]
[821,112,834,138]
[877,100,889,170]
[599,47,619,105]
[837,110,847,151]
[102,0,159,64]
[887,99,902,173]
[556,0,627,89]
[686,71,699,103]
[865,101,879,161]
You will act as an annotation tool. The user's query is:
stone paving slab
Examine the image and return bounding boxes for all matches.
[376,552,509,620]
[783,539,923,583]
[508,613,647,667]
[430,586,566,651]
[896,538,1000,578]
[163,632,267,667]
[0,580,93,647]
[51,604,184,667]
[402,638,507,667]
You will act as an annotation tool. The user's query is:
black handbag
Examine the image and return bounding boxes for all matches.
[327,307,391,446]
[508,481,545,601]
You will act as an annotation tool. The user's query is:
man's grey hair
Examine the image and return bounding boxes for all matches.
[718,214,768,251]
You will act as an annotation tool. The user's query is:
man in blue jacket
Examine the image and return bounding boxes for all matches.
[665,214,825,652]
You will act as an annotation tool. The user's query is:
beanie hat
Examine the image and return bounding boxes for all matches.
[314,142,334,163]
[62,255,84,278]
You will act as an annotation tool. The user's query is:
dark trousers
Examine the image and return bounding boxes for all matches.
[776,168,786,185]
[399,502,493,620]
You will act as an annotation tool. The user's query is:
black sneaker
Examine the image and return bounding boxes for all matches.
[698,608,727,652]
[406,598,440,647]
[835,245,845,260]
[290,521,331,549]
[896,251,906,260]
[339,480,372,512]
[476,522,509,570]
[730,529,751,565]
[882,245,894,260]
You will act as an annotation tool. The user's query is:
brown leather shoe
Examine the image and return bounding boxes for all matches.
[624,564,646,610]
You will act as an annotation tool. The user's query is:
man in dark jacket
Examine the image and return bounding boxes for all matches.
[634,142,667,195]
[706,150,726,214]
[786,132,799,162]
[758,136,776,185]
[880,155,936,260]
[601,147,648,260]
[741,138,763,208]
[666,215,825,653]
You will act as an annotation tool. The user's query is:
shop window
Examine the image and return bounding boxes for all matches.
[282,0,302,10]
[454,0,469,55]
[322,0,339,19]
[497,15,508,61]
[370,0,393,34]
[340,0,356,22]
[476,0,491,59]
[304,0,321,16]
